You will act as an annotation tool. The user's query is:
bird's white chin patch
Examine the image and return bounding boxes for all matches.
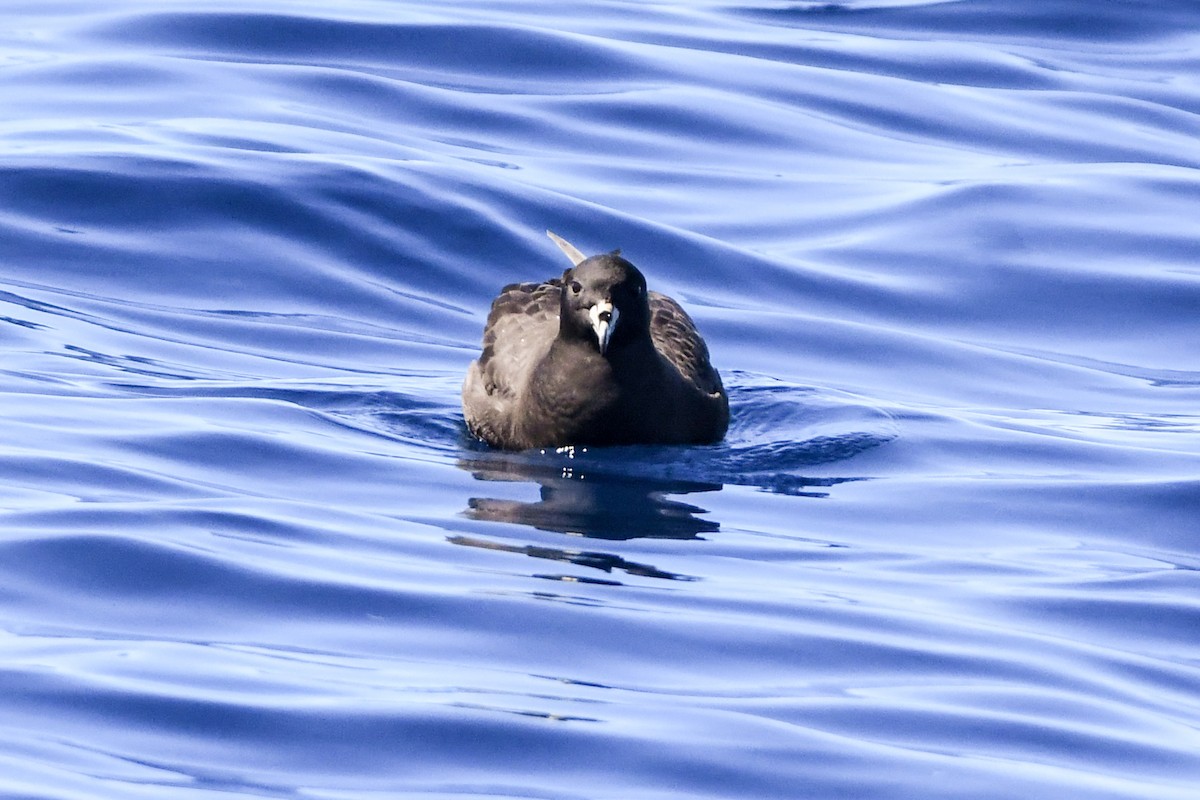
[589,301,619,355]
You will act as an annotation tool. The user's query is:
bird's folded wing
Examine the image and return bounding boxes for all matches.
[649,291,722,395]
[477,278,563,398]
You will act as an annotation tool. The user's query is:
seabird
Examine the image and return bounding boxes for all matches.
[462,231,728,450]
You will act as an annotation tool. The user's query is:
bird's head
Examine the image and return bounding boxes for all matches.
[558,253,649,356]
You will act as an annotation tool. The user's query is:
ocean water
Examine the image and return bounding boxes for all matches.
[2,1,1199,797]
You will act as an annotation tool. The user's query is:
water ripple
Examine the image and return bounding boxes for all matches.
[3,1,1200,798]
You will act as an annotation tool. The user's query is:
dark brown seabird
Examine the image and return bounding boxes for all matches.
[462,231,729,450]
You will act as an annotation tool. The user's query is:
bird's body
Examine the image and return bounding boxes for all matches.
[462,233,728,451]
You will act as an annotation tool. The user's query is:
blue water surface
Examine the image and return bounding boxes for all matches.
[2,1,1199,798]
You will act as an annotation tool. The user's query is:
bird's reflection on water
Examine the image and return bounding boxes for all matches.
[453,444,862,584]
[460,454,721,541]
[446,535,692,584]
[453,449,723,583]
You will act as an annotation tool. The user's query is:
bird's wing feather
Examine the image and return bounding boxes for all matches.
[477,278,563,399]
[648,291,723,395]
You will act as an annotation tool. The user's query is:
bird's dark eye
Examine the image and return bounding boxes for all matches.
[570,281,582,294]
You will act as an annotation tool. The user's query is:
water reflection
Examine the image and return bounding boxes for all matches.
[453,447,863,583]
[448,534,694,583]
[454,450,722,583]
[457,452,721,541]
